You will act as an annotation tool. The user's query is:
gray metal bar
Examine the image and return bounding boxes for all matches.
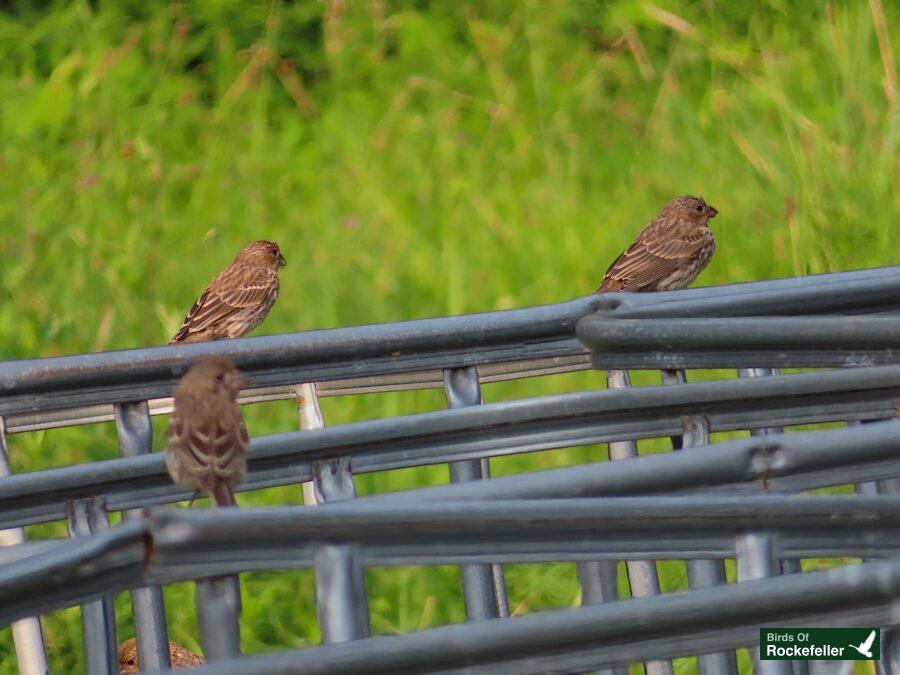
[14,496,900,624]
[576,560,626,675]
[3,366,899,530]
[604,369,672,675]
[315,544,370,644]
[196,575,241,661]
[3,266,899,431]
[67,497,117,675]
[157,556,900,675]
[738,368,810,675]
[114,401,171,672]
[739,368,786,438]
[359,418,900,503]
[604,266,900,319]
[679,414,738,675]
[296,382,322,506]
[579,316,900,369]
[0,296,603,418]
[3,355,593,435]
[312,451,371,641]
[0,416,50,675]
[444,367,507,622]
[737,533,792,675]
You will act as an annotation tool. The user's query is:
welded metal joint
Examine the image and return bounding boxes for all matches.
[313,457,356,503]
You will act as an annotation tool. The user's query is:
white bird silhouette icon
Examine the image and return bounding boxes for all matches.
[849,630,877,658]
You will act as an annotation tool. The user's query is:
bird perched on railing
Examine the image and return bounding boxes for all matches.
[118,638,204,671]
[170,240,286,344]
[165,356,250,507]
[596,195,717,293]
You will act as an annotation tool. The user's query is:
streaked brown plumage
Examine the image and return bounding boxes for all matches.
[118,638,205,671]
[165,357,251,507]
[596,195,718,293]
[170,240,286,344]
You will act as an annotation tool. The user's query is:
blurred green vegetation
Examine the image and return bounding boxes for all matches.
[0,0,896,672]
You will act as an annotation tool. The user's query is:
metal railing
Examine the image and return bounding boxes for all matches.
[0,266,898,675]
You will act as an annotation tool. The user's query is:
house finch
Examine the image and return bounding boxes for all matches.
[118,638,205,671]
[170,240,286,344]
[165,357,250,507]
[596,195,717,293]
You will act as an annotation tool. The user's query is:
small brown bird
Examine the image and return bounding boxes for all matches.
[596,195,718,293]
[165,357,251,507]
[170,240,286,344]
[118,638,205,671]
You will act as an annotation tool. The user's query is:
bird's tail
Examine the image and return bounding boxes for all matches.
[211,483,237,507]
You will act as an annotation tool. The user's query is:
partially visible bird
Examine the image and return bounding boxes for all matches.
[165,356,251,507]
[118,638,205,671]
[170,240,286,344]
[596,195,718,293]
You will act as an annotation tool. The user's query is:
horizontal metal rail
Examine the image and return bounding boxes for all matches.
[3,354,592,434]
[1,267,898,432]
[161,557,900,675]
[7,495,900,625]
[1,368,898,529]
[0,297,600,418]
[602,265,900,318]
[357,418,900,503]
[578,316,900,369]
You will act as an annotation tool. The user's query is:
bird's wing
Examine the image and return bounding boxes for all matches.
[166,412,215,473]
[210,412,249,476]
[167,411,247,473]
[171,267,273,342]
[597,223,709,292]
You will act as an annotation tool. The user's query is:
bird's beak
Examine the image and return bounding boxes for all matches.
[279,253,287,268]
[232,372,252,390]
[705,205,718,218]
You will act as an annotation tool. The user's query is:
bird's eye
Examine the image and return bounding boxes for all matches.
[695,204,703,212]
[215,373,225,383]
[128,659,135,665]
[270,247,278,255]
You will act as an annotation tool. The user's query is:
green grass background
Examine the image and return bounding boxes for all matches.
[0,0,897,672]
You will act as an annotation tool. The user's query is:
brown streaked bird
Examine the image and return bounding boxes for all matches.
[118,638,205,671]
[170,240,286,344]
[596,195,718,293]
[165,356,251,507]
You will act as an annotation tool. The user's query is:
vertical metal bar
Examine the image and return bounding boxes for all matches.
[312,456,371,642]
[443,366,508,621]
[296,383,322,506]
[605,369,673,675]
[114,401,171,672]
[67,497,117,675]
[660,369,685,449]
[302,382,371,644]
[738,368,785,438]
[0,417,50,675]
[195,575,241,661]
[677,414,739,675]
[736,533,792,675]
[738,369,809,675]
[576,561,627,675]
[314,544,370,644]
